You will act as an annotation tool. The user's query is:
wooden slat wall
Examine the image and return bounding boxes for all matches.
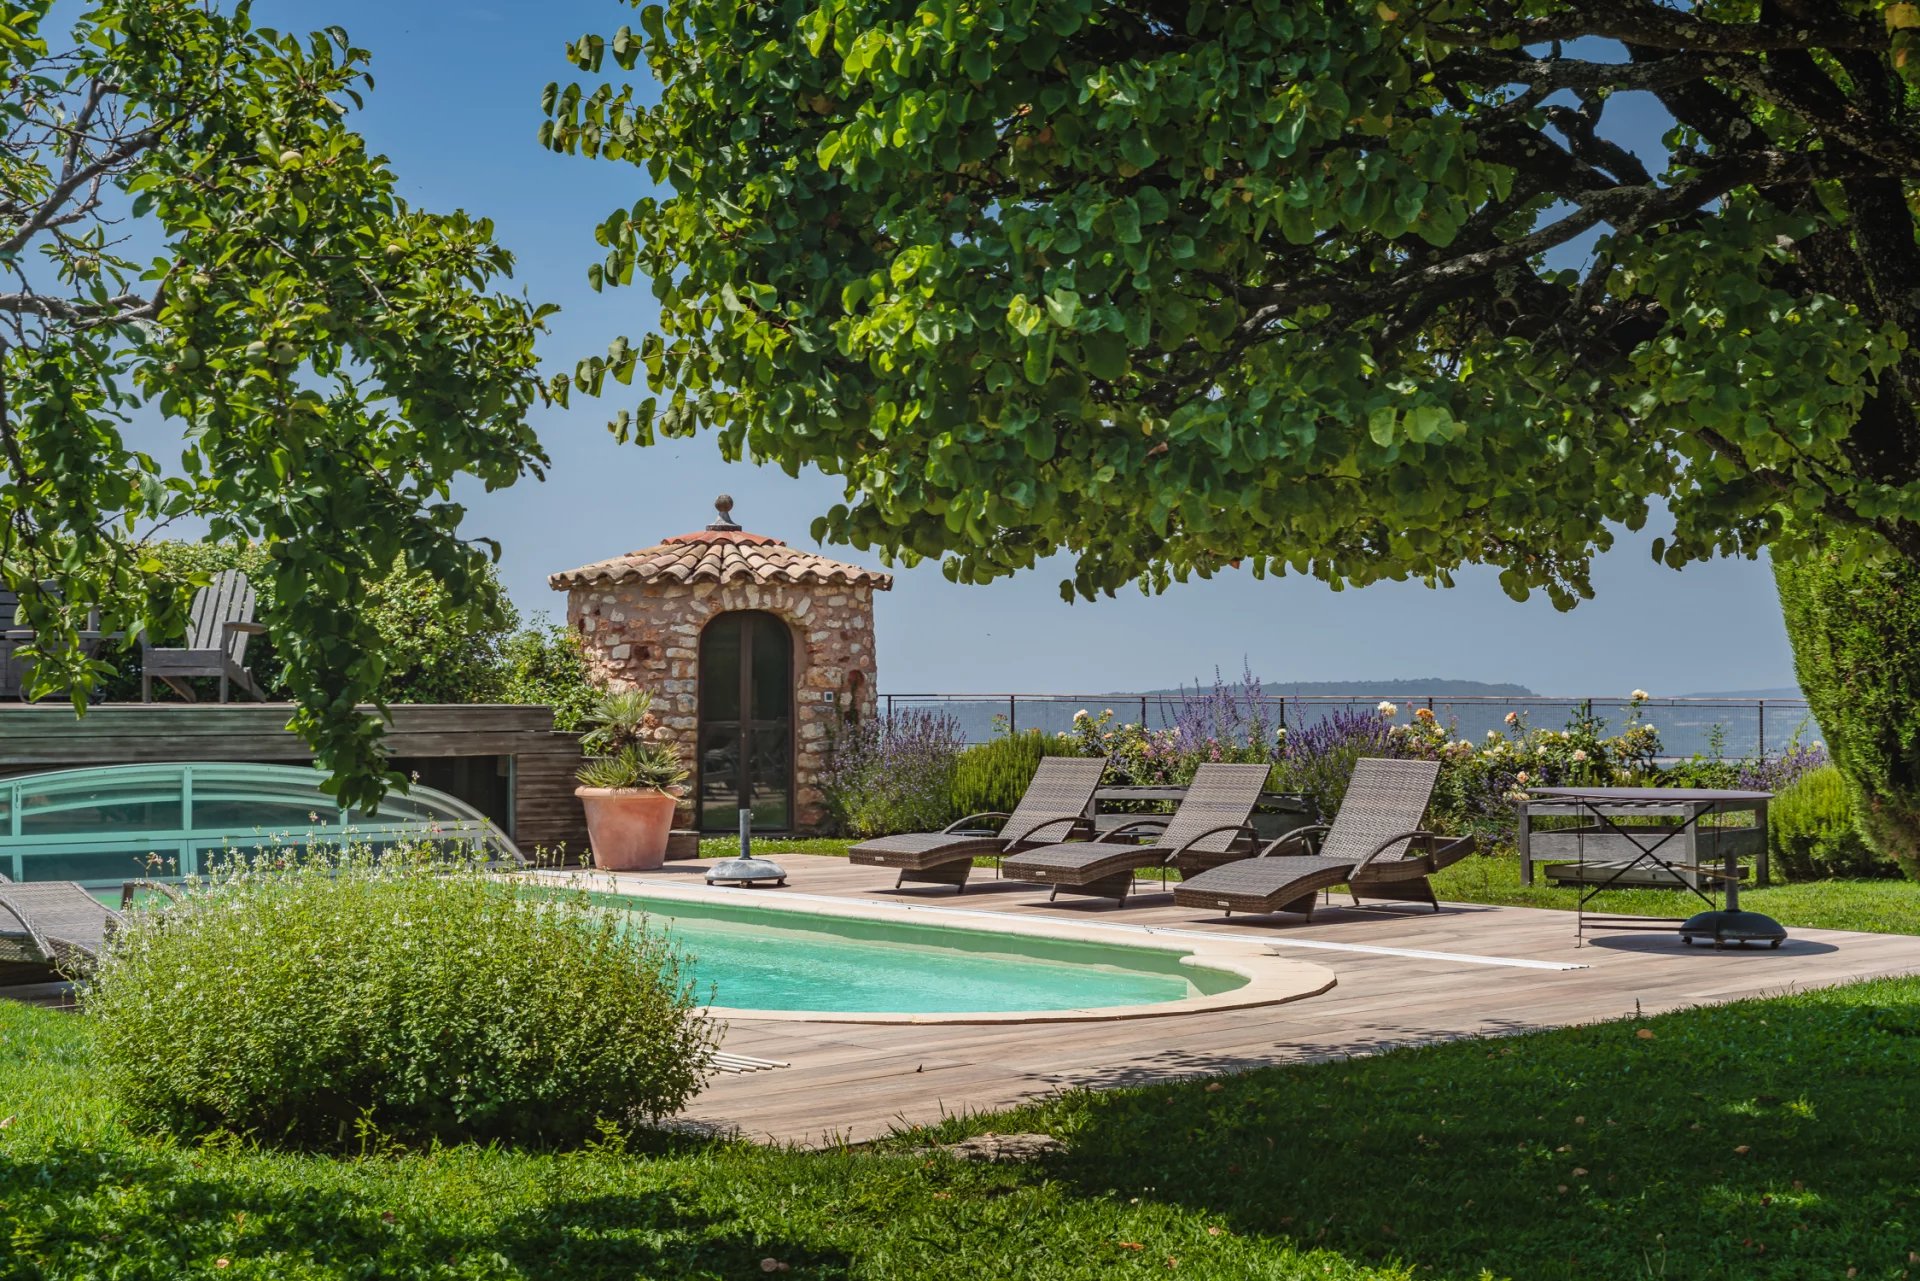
[513,733,589,862]
[0,703,585,853]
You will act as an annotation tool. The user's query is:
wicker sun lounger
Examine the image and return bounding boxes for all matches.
[848,755,1109,892]
[1172,758,1475,921]
[0,877,177,979]
[1000,761,1272,905]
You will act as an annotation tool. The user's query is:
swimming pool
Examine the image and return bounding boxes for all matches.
[589,890,1332,1022]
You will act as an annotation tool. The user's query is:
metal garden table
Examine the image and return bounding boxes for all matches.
[1526,787,1785,949]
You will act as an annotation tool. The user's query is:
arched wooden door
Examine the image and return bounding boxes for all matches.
[697,611,794,832]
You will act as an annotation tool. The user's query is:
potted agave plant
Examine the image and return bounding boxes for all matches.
[574,688,688,871]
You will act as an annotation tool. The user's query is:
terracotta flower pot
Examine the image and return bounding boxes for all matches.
[576,787,680,871]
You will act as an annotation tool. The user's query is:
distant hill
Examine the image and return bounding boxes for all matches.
[1675,687,1806,700]
[1139,678,1536,698]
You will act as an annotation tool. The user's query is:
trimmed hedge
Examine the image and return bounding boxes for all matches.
[1776,537,1920,879]
[1770,765,1887,880]
[950,730,1083,819]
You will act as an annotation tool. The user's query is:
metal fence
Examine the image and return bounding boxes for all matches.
[877,694,1819,762]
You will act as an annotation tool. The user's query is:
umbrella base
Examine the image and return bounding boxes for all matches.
[705,856,789,887]
[1678,908,1788,949]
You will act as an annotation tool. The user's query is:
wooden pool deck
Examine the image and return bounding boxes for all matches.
[8,853,1917,1146]
[608,854,1920,1146]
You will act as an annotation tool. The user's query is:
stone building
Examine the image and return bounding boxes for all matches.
[548,496,891,834]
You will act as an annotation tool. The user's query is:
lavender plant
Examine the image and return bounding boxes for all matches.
[1738,735,1830,794]
[1169,663,1276,762]
[820,709,967,837]
[1271,706,1409,814]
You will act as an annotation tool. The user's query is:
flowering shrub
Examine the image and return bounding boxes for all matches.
[1067,667,1285,787]
[820,709,966,837]
[1382,697,1664,845]
[1038,676,1835,866]
[86,849,715,1147]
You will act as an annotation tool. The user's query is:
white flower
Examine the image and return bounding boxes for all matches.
[1486,729,1500,739]
[1571,749,1588,762]
[1073,709,1090,722]
[1377,700,1398,717]
[1102,708,1113,718]
[1813,740,1825,751]
[1631,689,1650,702]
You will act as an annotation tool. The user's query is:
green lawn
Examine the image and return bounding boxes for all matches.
[6,979,1920,1278]
[706,837,1920,937]
[1432,855,1920,935]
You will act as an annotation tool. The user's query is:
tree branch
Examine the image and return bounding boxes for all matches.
[0,289,158,325]
[1443,2,1883,54]
[0,124,160,259]
[60,78,113,181]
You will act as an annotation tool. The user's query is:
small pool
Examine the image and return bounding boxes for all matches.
[600,895,1248,1016]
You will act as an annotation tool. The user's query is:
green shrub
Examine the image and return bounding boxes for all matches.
[1771,765,1888,880]
[1777,535,1920,878]
[85,852,715,1147]
[951,730,1081,817]
[496,621,597,730]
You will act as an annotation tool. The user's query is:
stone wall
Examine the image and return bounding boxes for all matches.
[565,578,880,832]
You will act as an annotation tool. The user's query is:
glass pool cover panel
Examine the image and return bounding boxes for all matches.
[0,762,522,886]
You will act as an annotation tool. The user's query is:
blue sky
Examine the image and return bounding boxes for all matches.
[228,0,1798,698]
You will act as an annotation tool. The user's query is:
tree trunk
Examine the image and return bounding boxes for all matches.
[1775,534,1920,880]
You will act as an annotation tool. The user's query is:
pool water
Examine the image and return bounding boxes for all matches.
[608,897,1239,1014]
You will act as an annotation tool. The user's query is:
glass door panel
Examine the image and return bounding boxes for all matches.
[746,614,792,829]
[698,611,792,832]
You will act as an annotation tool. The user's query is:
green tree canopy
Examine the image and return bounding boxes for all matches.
[3,0,553,806]
[548,0,1920,605]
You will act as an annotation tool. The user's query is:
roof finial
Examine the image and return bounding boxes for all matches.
[707,494,741,532]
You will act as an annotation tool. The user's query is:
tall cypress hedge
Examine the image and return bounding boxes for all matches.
[1775,537,1920,880]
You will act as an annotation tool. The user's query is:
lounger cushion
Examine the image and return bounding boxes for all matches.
[848,832,1005,871]
[998,756,1109,844]
[1002,841,1177,884]
[1173,855,1358,911]
[0,881,116,967]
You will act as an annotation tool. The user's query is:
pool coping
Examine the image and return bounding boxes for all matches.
[530,871,1338,1025]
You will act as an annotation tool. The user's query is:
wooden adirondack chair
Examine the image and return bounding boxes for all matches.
[2,583,107,702]
[141,570,269,703]
[0,587,24,700]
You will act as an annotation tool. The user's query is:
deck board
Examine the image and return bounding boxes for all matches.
[8,850,1912,1147]
[626,854,1920,1145]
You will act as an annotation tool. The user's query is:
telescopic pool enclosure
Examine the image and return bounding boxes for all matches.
[0,762,523,887]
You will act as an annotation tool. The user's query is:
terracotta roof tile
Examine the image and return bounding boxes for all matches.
[549,526,893,591]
